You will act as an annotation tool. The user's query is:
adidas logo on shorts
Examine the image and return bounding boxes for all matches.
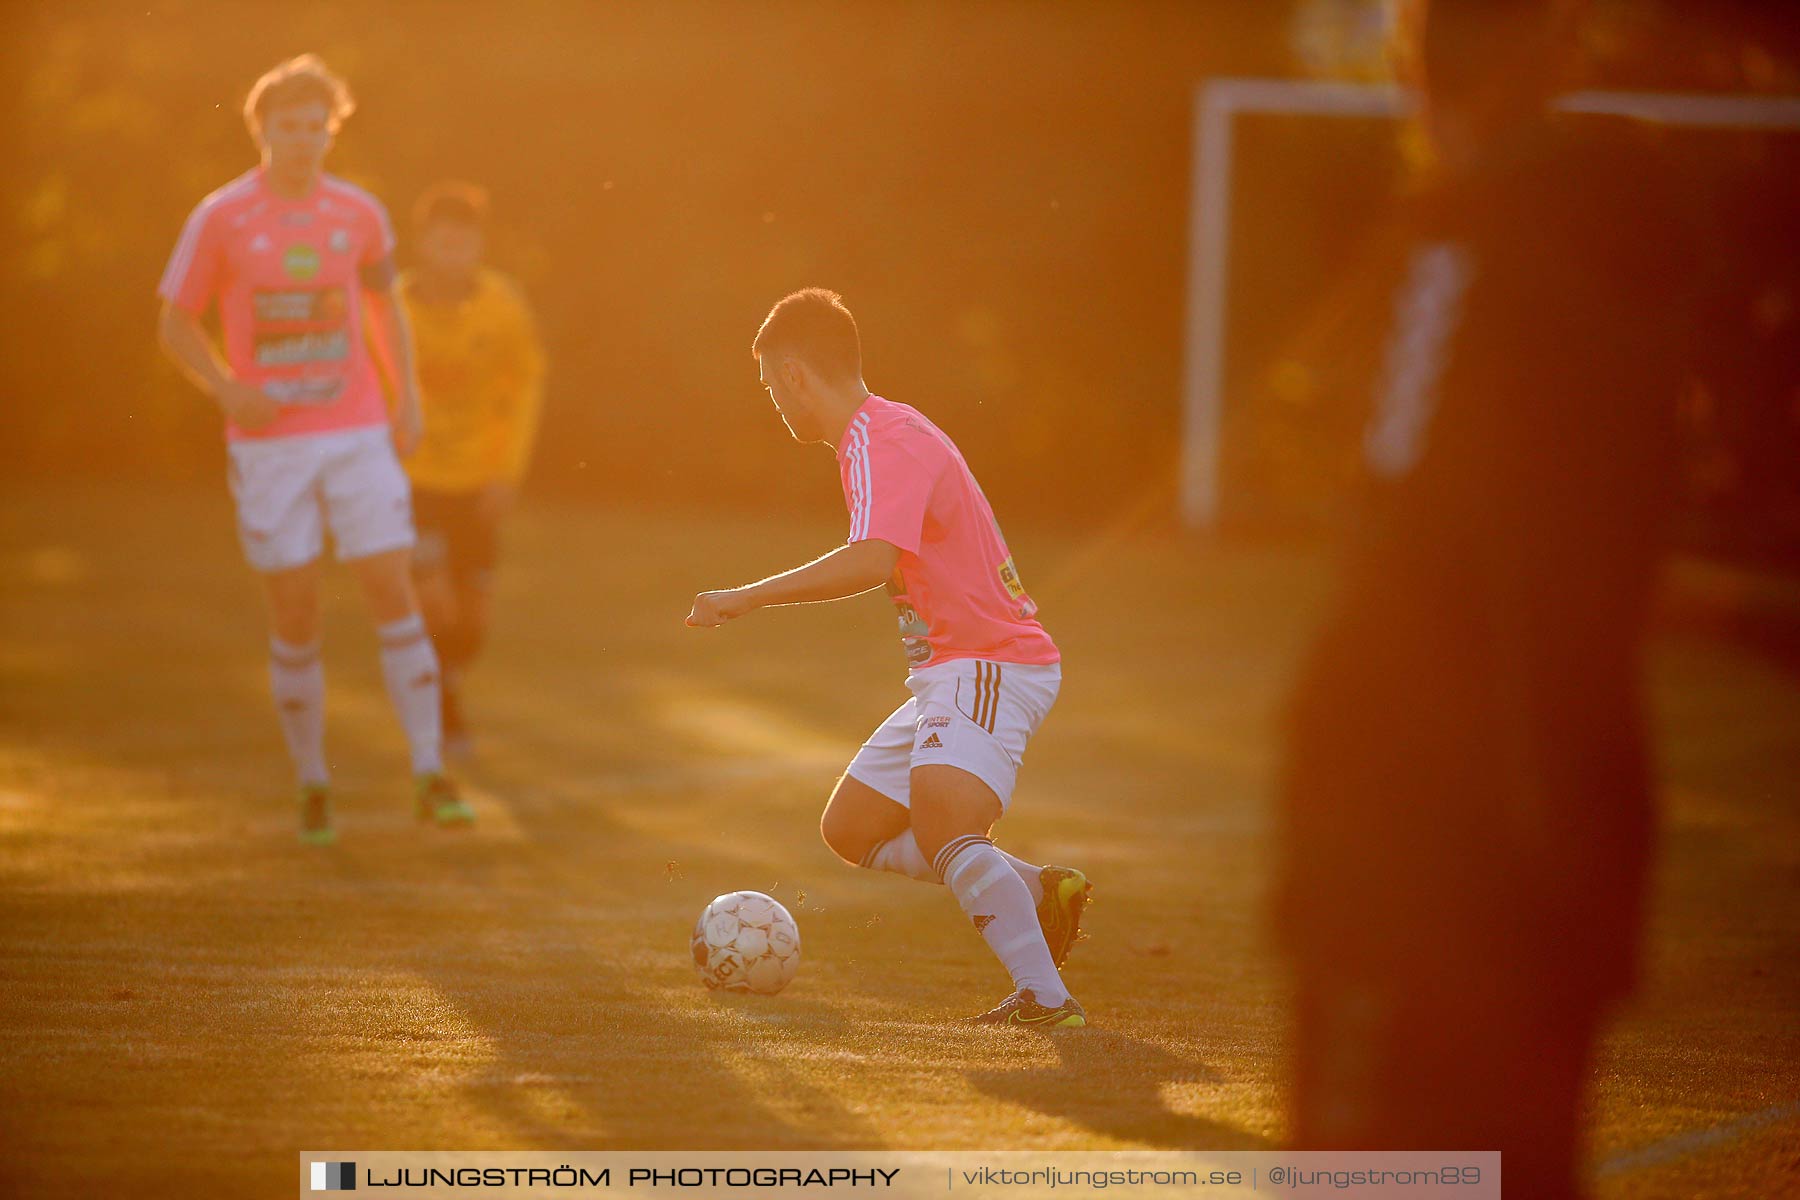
[973,914,996,932]
[921,732,943,749]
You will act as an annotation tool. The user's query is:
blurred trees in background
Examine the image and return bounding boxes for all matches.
[3,0,1283,524]
[2,0,1794,551]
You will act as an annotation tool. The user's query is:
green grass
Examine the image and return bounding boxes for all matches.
[0,483,1794,1197]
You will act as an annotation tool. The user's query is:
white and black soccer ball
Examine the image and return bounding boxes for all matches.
[690,890,801,995]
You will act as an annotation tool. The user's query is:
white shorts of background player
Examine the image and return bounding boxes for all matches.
[226,425,415,572]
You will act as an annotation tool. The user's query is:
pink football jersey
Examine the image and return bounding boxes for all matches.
[158,168,396,441]
[838,396,1059,670]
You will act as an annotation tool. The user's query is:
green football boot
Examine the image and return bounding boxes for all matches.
[297,783,336,846]
[966,989,1088,1028]
[1036,866,1092,968]
[415,772,475,828]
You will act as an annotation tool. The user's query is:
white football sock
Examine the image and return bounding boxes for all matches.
[997,846,1045,904]
[934,834,1068,1006]
[862,829,1045,901]
[270,636,328,786]
[377,614,442,776]
[860,829,937,882]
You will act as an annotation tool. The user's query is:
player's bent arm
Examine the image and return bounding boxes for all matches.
[157,302,232,397]
[498,372,548,487]
[744,539,900,608]
[685,539,900,627]
[493,293,549,485]
[158,303,277,430]
[364,283,425,454]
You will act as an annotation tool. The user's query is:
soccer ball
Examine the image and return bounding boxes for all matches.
[691,890,801,995]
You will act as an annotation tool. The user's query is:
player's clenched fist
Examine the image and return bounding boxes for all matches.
[216,379,280,431]
[686,588,753,628]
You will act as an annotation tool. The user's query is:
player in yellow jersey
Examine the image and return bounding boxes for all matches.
[400,182,547,756]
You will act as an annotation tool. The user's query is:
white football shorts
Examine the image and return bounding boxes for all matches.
[845,657,1061,810]
[226,425,415,573]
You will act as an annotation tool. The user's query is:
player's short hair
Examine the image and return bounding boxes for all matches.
[244,54,355,138]
[752,288,863,383]
[413,181,490,231]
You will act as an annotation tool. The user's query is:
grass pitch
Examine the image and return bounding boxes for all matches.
[0,483,1795,1197]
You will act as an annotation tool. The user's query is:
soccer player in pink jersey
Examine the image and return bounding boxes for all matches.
[156,55,472,843]
[686,289,1090,1026]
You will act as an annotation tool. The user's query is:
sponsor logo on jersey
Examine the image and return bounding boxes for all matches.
[921,732,943,749]
[328,228,351,254]
[280,210,315,226]
[253,287,347,323]
[972,914,995,932]
[893,598,933,666]
[262,376,345,405]
[923,716,951,729]
[250,233,273,254]
[283,243,321,281]
[254,329,349,367]
[998,556,1027,600]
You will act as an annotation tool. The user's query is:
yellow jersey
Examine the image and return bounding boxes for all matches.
[400,267,546,492]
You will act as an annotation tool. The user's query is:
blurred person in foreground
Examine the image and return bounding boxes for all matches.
[685,289,1091,1026]
[1276,1,1695,1194]
[156,54,473,842]
[398,182,547,758]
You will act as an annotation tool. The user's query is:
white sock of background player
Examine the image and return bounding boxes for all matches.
[376,614,443,776]
[269,635,328,786]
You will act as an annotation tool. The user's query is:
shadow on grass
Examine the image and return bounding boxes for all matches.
[374,776,880,1149]
[966,1029,1272,1150]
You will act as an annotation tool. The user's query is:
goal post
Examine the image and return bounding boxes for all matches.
[1180,78,1800,529]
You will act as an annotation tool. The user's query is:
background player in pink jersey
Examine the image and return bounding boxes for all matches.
[686,288,1091,1027]
[156,54,472,842]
